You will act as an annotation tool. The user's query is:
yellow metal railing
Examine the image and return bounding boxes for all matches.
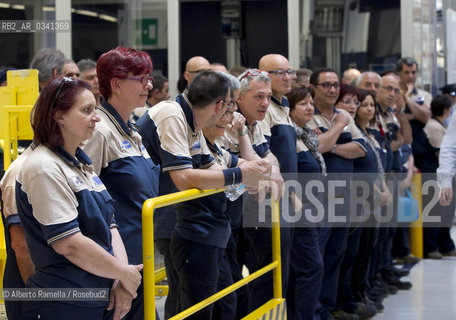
[0,69,38,169]
[0,105,34,168]
[142,188,283,320]
[0,69,38,296]
[410,173,423,259]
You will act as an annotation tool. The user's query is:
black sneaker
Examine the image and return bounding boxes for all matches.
[367,287,387,299]
[371,285,389,295]
[394,254,421,264]
[386,277,412,290]
[354,302,377,319]
[363,296,384,313]
[392,266,410,277]
[331,310,360,320]
[374,280,398,294]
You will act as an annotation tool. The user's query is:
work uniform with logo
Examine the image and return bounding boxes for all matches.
[217,111,271,319]
[307,107,366,319]
[83,101,159,320]
[138,93,234,320]
[16,145,115,319]
[1,145,35,320]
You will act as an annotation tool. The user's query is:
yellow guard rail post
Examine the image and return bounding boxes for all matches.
[142,188,285,320]
[410,173,423,259]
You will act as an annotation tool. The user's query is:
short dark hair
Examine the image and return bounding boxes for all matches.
[396,57,418,72]
[356,89,378,126]
[33,78,91,148]
[431,94,451,117]
[148,75,168,98]
[187,70,230,109]
[97,46,153,99]
[286,84,314,112]
[309,68,338,86]
[177,73,187,94]
[335,84,358,105]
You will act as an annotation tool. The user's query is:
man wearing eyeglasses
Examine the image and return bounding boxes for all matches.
[308,68,366,320]
[375,73,418,273]
[137,70,269,319]
[396,57,432,171]
[183,56,211,87]
[256,54,310,319]
[216,67,286,313]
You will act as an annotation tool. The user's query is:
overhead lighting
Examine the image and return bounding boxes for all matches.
[76,9,97,17]
[99,14,117,22]
[42,6,55,12]
[0,3,10,8]
[11,4,25,10]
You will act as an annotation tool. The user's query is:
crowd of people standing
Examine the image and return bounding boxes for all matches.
[1,47,456,320]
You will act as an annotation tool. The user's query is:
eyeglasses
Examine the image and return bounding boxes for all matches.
[382,85,401,95]
[342,99,360,106]
[268,69,296,78]
[217,98,236,109]
[239,69,262,81]
[126,75,153,86]
[227,99,236,109]
[316,82,340,90]
[52,77,74,109]
[187,69,209,74]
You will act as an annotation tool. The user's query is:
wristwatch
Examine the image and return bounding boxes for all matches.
[237,126,249,136]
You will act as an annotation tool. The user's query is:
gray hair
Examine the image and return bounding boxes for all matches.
[223,72,240,99]
[237,69,270,95]
[77,59,97,73]
[30,48,65,83]
[354,71,382,87]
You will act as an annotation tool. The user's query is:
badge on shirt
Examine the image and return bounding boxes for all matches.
[68,176,85,192]
[191,141,201,150]
[120,140,132,150]
[92,176,103,185]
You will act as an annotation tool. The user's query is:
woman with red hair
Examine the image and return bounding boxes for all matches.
[16,77,142,319]
[83,46,160,319]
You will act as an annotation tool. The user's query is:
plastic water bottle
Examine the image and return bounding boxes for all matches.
[225,183,246,201]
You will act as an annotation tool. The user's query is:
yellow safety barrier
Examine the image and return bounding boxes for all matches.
[410,173,423,259]
[0,69,38,299]
[0,69,38,169]
[155,267,168,296]
[142,188,285,320]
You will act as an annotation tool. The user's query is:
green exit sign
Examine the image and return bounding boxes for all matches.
[136,18,158,45]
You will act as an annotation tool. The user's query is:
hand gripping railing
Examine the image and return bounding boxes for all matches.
[142,188,283,319]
